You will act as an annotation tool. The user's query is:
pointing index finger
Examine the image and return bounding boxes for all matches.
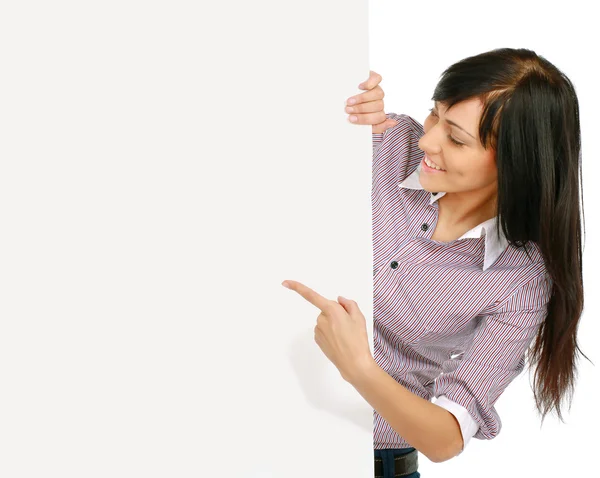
[282,280,331,311]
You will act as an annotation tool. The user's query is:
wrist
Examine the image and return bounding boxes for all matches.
[345,355,378,385]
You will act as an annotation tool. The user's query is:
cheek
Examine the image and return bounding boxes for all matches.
[482,154,498,180]
[466,158,497,185]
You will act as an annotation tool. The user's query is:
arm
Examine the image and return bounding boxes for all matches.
[432,271,552,447]
[351,272,551,462]
[372,112,425,183]
[348,360,463,463]
[433,394,479,452]
[372,131,384,150]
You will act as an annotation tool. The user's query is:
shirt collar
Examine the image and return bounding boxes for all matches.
[398,164,509,271]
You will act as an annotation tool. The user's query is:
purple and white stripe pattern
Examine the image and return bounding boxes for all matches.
[371,113,552,452]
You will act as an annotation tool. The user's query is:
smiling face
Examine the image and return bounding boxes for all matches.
[418,97,498,195]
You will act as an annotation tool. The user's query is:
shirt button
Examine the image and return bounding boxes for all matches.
[390,261,399,269]
[421,223,429,231]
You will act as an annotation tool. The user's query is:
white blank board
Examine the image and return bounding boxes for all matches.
[0,1,374,477]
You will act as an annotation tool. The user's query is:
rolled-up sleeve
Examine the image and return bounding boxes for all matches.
[432,271,553,448]
[434,395,479,452]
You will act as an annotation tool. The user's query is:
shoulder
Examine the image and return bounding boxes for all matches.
[487,241,552,312]
[497,266,552,313]
[504,240,548,278]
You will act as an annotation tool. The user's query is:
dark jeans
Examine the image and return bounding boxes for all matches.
[374,447,420,478]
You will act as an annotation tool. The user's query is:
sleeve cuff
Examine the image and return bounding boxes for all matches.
[434,395,479,453]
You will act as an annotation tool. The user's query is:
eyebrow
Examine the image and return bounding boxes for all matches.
[433,101,476,140]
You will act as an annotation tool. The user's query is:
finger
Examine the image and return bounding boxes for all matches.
[282,280,331,311]
[346,85,384,106]
[372,119,398,134]
[348,111,388,126]
[345,99,384,115]
[358,70,382,90]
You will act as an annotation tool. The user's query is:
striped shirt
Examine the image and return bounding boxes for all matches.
[372,112,553,452]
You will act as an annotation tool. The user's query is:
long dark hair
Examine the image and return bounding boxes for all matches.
[431,48,590,424]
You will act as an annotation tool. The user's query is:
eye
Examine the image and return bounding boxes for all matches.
[429,108,465,147]
[447,135,465,147]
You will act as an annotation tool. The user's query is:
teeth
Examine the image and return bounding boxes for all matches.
[425,156,445,171]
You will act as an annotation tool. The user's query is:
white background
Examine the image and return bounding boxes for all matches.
[0,1,597,477]
[369,0,598,476]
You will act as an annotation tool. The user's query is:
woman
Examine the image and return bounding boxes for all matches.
[282,48,588,477]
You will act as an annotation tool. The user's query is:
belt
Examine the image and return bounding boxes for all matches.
[374,448,418,477]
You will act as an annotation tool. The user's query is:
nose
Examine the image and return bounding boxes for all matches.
[418,123,444,155]
[418,134,440,157]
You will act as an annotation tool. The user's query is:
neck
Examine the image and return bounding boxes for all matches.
[437,188,497,229]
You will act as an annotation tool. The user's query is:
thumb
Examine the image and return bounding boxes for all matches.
[337,295,358,314]
[372,119,399,134]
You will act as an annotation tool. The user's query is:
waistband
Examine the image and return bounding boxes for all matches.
[374,447,418,477]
